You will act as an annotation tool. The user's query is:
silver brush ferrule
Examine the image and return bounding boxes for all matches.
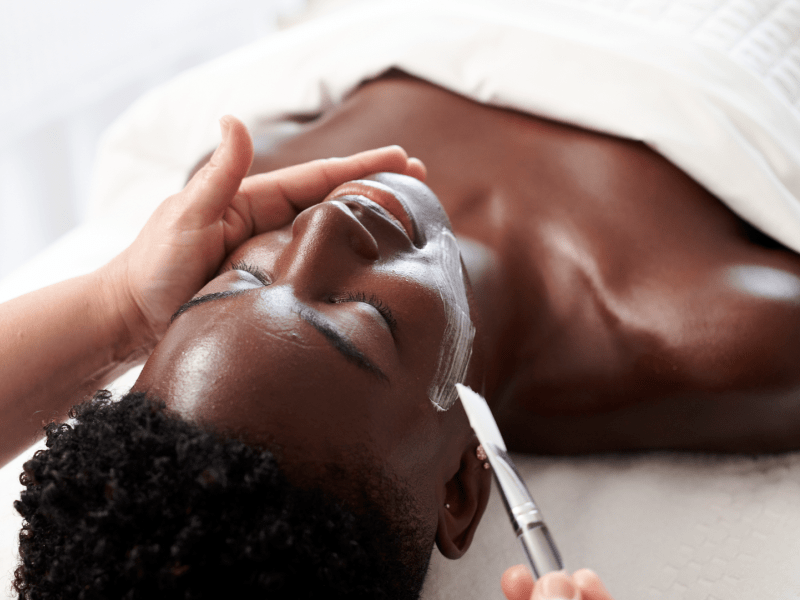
[484,444,564,579]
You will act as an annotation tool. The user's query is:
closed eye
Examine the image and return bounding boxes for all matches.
[228,261,396,336]
[229,260,271,285]
[332,291,398,337]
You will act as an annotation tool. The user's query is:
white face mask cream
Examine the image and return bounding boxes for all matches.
[427,229,475,411]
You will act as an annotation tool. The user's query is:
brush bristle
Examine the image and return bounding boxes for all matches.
[455,384,507,452]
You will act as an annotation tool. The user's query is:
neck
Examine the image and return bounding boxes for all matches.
[457,235,529,406]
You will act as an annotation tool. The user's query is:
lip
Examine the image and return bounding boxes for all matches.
[326,181,417,244]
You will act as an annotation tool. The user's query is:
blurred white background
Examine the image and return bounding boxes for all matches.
[0,0,307,281]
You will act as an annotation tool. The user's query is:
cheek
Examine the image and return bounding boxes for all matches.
[419,231,476,409]
[381,398,442,474]
[374,266,448,374]
[222,227,293,275]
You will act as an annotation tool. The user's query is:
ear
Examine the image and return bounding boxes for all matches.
[435,443,492,559]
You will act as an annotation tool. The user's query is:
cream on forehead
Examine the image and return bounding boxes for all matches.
[427,229,475,410]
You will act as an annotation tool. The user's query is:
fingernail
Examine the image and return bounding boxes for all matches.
[218,117,232,144]
[209,118,231,160]
[383,144,405,154]
[540,574,578,600]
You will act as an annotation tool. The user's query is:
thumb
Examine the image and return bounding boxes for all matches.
[178,115,254,223]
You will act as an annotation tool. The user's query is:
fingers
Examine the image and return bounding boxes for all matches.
[179,115,254,223]
[176,115,423,238]
[502,565,535,600]
[533,571,579,600]
[407,156,427,182]
[572,569,614,600]
[237,145,423,234]
[241,145,409,208]
[501,567,615,600]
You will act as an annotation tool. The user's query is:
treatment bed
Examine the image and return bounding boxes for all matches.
[1,0,799,597]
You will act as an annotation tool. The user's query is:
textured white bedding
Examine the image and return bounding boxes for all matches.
[1,0,800,598]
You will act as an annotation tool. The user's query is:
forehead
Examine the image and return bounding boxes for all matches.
[134,304,459,536]
[137,288,441,462]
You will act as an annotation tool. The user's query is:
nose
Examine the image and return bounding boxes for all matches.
[276,201,380,294]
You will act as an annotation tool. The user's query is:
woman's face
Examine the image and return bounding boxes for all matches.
[134,173,478,494]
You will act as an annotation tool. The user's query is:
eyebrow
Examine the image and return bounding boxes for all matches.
[170,291,389,382]
[170,290,245,323]
[295,306,389,383]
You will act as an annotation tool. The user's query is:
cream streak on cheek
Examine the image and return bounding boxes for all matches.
[428,229,475,411]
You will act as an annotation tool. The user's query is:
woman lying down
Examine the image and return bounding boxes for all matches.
[3,72,800,599]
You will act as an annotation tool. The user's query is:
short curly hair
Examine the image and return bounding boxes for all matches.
[13,390,432,599]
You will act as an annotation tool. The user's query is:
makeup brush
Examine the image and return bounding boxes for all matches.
[455,383,563,579]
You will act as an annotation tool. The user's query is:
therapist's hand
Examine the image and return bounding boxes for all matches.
[502,566,615,600]
[104,115,426,352]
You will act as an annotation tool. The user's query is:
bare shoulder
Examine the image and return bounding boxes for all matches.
[495,227,800,454]
[478,125,800,453]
